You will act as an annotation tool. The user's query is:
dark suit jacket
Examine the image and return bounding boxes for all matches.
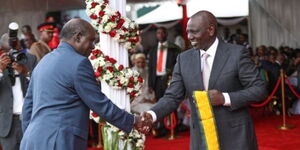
[21,42,134,150]
[0,53,36,137]
[151,40,268,150]
[148,41,180,90]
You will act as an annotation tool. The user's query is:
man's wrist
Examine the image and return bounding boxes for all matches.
[146,110,157,122]
[222,93,231,106]
[0,71,3,78]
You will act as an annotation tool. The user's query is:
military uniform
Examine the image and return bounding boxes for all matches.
[29,40,51,62]
[29,23,54,62]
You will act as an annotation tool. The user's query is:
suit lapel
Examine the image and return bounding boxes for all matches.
[208,41,229,89]
[192,49,205,90]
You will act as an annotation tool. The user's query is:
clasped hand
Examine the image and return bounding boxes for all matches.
[208,89,225,106]
[133,112,153,134]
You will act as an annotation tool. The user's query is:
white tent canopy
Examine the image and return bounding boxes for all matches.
[135,0,249,24]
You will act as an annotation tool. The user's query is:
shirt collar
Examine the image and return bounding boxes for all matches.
[200,38,219,57]
[158,41,168,47]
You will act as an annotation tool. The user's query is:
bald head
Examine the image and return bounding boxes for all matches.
[60,18,94,40]
[187,11,218,50]
[191,11,218,36]
[60,18,96,57]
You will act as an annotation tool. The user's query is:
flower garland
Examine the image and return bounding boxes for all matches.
[86,0,140,51]
[89,47,143,99]
[86,0,145,149]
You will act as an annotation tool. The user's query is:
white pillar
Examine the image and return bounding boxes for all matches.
[100,0,131,112]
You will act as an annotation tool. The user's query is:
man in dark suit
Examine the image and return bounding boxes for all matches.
[20,18,147,150]
[0,33,36,150]
[148,27,180,101]
[147,27,180,137]
[141,11,267,150]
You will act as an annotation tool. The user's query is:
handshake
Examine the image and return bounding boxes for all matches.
[133,112,154,134]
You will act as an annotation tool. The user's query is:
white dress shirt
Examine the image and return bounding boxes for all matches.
[148,38,231,122]
[156,41,168,76]
[12,72,24,115]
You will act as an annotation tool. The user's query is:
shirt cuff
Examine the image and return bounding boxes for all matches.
[0,72,3,79]
[147,110,157,122]
[223,93,231,106]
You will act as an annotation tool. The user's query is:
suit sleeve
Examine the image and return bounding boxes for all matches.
[74,59,134,133]
[22,77,34,132]
[228,48,268,110]
[151,55,186,120]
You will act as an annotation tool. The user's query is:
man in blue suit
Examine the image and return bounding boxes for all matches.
[20,19,146,150]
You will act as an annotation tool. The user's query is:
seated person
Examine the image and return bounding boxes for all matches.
[130,53,155,114]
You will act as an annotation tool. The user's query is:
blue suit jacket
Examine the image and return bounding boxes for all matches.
[21,42,134,150]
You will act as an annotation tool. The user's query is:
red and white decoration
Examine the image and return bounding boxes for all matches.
[86,0,140,51]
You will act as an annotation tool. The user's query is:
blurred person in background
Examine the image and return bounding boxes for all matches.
[29,23,54,62]
[131,53,155,114]
[0,33,36,150]
[45,16,60,50]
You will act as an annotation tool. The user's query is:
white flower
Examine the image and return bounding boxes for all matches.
[129,22,136,29]
[94,5,101,11]
[103,73,113,81]
[127,87,134,93]
[86,1,92,8]
[104,6,115,16]
[99,59,106,66]
[95,0,103,3]
[123,21,129,28]
[133,70,139,76]
[134,85,140,91]
[107,22,116,29]
[103,25,112,33]
[119,76,128,85]
[124,42,132,50]
[102,15,110,24]
[136,139,144,148]
[118,30,125,35]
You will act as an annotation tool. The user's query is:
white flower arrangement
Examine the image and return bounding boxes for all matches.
[89,46,144,99]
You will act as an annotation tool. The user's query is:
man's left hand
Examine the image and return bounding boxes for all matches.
[208,89,225,106]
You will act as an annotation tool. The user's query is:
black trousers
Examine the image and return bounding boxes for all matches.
[154,76,168,101]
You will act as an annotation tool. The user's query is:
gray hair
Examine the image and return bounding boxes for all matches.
[60,18,91,40]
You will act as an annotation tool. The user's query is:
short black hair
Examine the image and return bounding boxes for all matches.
[157,26,167,33]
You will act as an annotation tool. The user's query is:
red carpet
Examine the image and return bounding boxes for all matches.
[144,131,190,150]
[253,111,300,150]
[89,109,300,150]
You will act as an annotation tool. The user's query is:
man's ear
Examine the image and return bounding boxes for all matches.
[75,32,82,43]
[207,24,214,37]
